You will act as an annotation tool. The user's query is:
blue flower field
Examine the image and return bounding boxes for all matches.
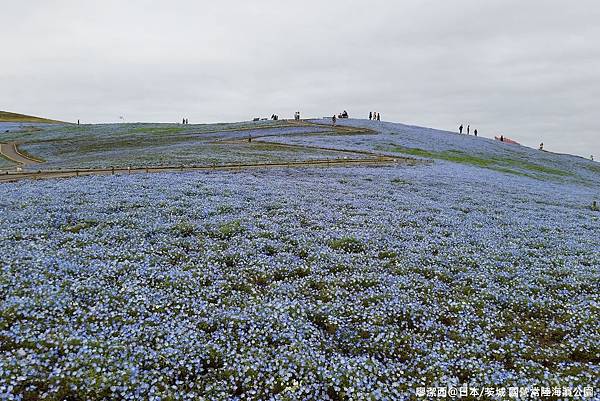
[1,119,599,400]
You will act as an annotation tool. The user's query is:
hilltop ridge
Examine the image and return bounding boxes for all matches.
[0,110,65,124]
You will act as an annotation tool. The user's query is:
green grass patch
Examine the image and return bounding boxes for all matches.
[128,126,188,135]
[504,158,571,176]
[384,146,571,178]
[585,163,600,175]
[0,110,64,124]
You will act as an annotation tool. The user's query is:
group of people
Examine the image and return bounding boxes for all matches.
[271,114,280,120]
[369,112,381,121]
[331,110,349,126]
[182,118,189,124]
[458,124,477,136]
[294,111,301,120]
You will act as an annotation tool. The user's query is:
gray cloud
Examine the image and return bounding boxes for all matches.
[2,0,599,157]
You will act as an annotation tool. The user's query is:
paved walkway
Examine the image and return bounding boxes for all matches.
[0,142,42,165]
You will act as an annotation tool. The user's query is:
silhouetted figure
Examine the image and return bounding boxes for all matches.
[77,119,80,125]
[474,129,478,137]
[459,125,463,134]
[182,118,185,124]
[377,113,380,121]
[369,112,372,120]
[500,135,504,142]
[539,143,544,150]
[332,115,337,126]
[467,125,470,135]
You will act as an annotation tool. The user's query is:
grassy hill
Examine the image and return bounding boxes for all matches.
[0,110,65,124]
[2,118,598,185]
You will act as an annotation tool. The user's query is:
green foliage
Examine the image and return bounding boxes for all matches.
[171,221,197,237]
[62,220,97,233]
[329,237,366,253]
[211,220,244,240]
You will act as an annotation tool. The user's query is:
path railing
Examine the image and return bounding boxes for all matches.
[0,156,416,183]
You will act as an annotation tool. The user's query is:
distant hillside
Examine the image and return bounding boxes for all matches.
[0,111,65,124]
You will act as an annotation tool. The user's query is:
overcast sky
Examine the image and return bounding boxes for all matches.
[2,0,599,157]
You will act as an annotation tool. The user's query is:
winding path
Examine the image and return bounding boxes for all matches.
[0,142,42,165]
[0,121,420,183]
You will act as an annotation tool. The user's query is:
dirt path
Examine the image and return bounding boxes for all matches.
[0,142,42,165]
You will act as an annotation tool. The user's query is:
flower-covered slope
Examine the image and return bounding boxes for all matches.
[1,160,599,400]
[264,119,600,185]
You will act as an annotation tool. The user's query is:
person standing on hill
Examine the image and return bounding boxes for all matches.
[459,124,463,134]
[474,129,478,137]
[332,115,337,127]
[369,112,372,120]
[467,125,470,135]
[377,113,380,121]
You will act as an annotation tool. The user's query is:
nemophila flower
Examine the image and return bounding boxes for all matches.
[1,121,599,399]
